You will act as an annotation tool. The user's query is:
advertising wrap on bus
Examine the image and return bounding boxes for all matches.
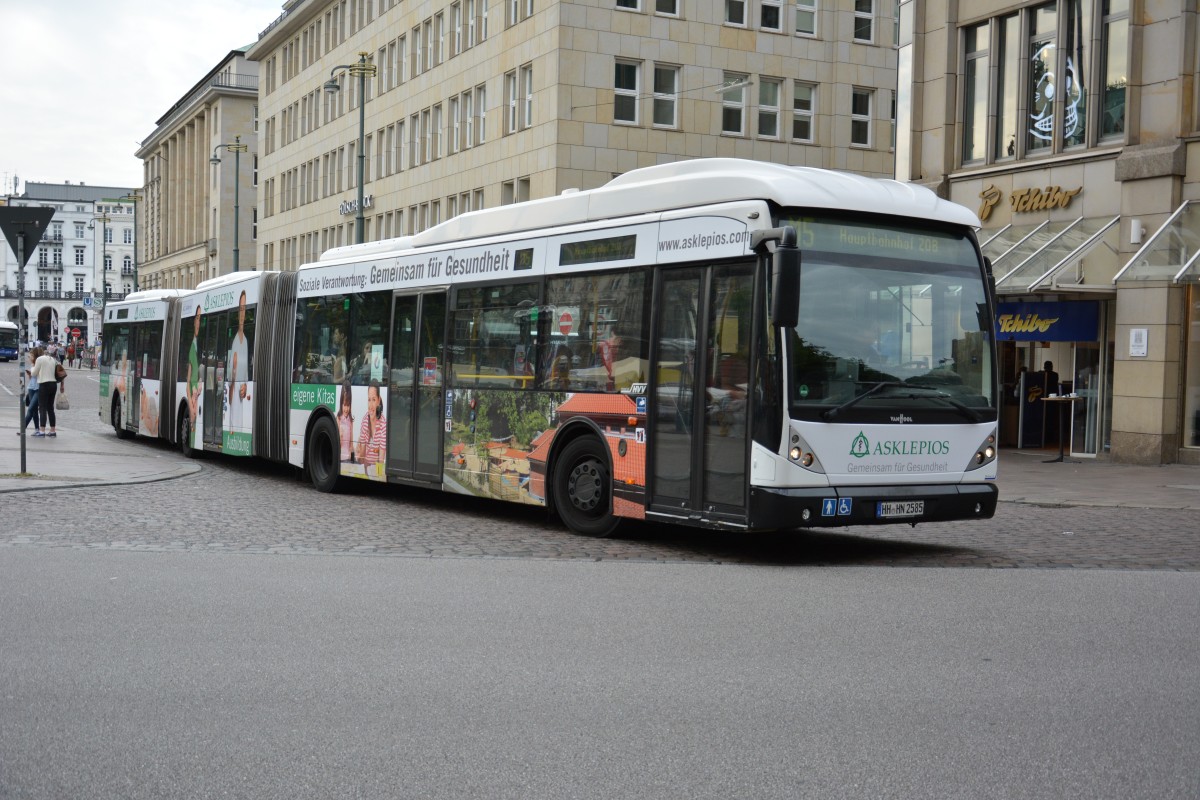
[300,215,754,297]
[179,276,260,456]
[799,423,996,482]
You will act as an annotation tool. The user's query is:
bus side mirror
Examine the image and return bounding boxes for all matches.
[771,240,800,329]
[984,256,997,301]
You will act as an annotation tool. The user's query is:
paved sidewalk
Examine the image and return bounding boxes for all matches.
[3,405,1199,509]
[0,419,199,493]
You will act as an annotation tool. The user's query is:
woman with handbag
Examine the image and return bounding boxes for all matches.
[18,347,44,437]
[31,349,61,437]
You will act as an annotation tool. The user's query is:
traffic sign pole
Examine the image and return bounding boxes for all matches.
[1,206,55,474]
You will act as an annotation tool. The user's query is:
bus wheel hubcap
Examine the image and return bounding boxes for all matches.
[568,461,603,512]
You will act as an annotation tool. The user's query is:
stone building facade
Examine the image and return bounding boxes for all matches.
[897,0,1200,464]
[2,183,135,346]
[135,49,260,291]
[245,0,902,271]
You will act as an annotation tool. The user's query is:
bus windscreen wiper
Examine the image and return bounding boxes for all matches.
[822,381,908,420]
[822,381,984,423]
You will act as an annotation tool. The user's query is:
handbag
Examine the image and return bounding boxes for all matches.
[55,363,67,381]
[56,390,70,411]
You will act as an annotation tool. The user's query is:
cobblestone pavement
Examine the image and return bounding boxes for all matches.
[8,447,1198,570]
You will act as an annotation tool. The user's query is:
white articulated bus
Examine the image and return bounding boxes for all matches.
[101,158,999,536]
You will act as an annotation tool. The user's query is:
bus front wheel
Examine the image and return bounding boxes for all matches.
[552,436,620,537]
[307,416,340,493]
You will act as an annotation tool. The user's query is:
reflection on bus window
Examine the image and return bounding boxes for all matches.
[451,283,539,388]
[540,270,650,392]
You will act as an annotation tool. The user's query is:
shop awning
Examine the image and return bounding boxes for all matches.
[981,221,1051,265]
[999,216,1121,293]
[988,219,1080,288]
[1112,200,1200,283]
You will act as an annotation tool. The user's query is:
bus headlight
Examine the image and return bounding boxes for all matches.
[787,428,824,473]
[965,430,998,471]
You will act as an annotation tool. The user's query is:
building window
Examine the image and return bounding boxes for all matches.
[725,0,746,26]
[963,23,989,163]
[477,84,487,142]
[791,83,815,142]
[450,3,462,56]
[853,0,873,42]
[758,78,781,138]
[995,14,1019,159]
[1027,4,1057,153]
[795,0,817,35]
[463,90,474,148]
[74,223,85,238]
[614,60,640,124]
[652,64,678,127]
[74,246,85,266]
[617,0,639,9]
[75,276,85,292]
[722,72,748,135]
[850,87,872,146]
[1100,0,1128,138]
[521,63,534,128]
[432,103,443,159]
[449,96,460,153]
[655,0,678,14]
[761,0,781,31]
[505,70,518,133]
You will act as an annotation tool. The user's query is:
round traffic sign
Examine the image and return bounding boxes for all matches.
[558,311,573,336]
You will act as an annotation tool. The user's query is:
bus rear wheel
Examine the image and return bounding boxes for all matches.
[552,436,620,537]
[178,410,200,459]
[111,396,132,439]
[307,416,341,493]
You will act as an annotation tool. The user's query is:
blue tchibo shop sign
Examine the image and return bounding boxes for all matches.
[995,301,1100,342]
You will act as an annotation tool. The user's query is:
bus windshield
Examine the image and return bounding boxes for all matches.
[777,213,995,423]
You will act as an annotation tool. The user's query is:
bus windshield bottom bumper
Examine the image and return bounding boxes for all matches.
[750,483,998,530]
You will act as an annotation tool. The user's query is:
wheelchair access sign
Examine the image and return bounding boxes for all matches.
[821,498,853,517]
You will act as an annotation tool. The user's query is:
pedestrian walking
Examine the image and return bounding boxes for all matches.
[17,347,44,437]
[30,348,62,437]
[66,342,75,368]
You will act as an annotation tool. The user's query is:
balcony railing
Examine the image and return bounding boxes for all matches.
[0,288,129,302]
[212,73,259,91]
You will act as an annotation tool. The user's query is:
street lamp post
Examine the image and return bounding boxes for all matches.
[210,135,248,272]
[324,52,377,244]
[121,192,143,292]
[88,212,111,337]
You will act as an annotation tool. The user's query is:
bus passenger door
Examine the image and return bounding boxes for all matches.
[128,325,145,433]
[650,263,754,521]
[202,312,229,448]
[387,291,447,482]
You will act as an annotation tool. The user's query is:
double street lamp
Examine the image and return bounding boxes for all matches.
[324,52,377,244]
[121,192,142,292]
[88,213,111,298]
[210,135,249,272]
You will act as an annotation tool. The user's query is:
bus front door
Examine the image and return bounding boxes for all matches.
[387,291,447,482]
[650,264,754,522]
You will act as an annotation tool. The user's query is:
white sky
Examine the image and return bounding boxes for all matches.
[0,0,285,193]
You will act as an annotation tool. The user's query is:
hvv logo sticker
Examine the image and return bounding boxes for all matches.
[850,431,870,458]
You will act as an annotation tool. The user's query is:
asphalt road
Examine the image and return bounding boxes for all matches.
[2,548,1197,800]
[2,365,1198,799]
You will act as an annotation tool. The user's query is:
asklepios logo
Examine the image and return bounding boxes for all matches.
[850,431,870,458]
